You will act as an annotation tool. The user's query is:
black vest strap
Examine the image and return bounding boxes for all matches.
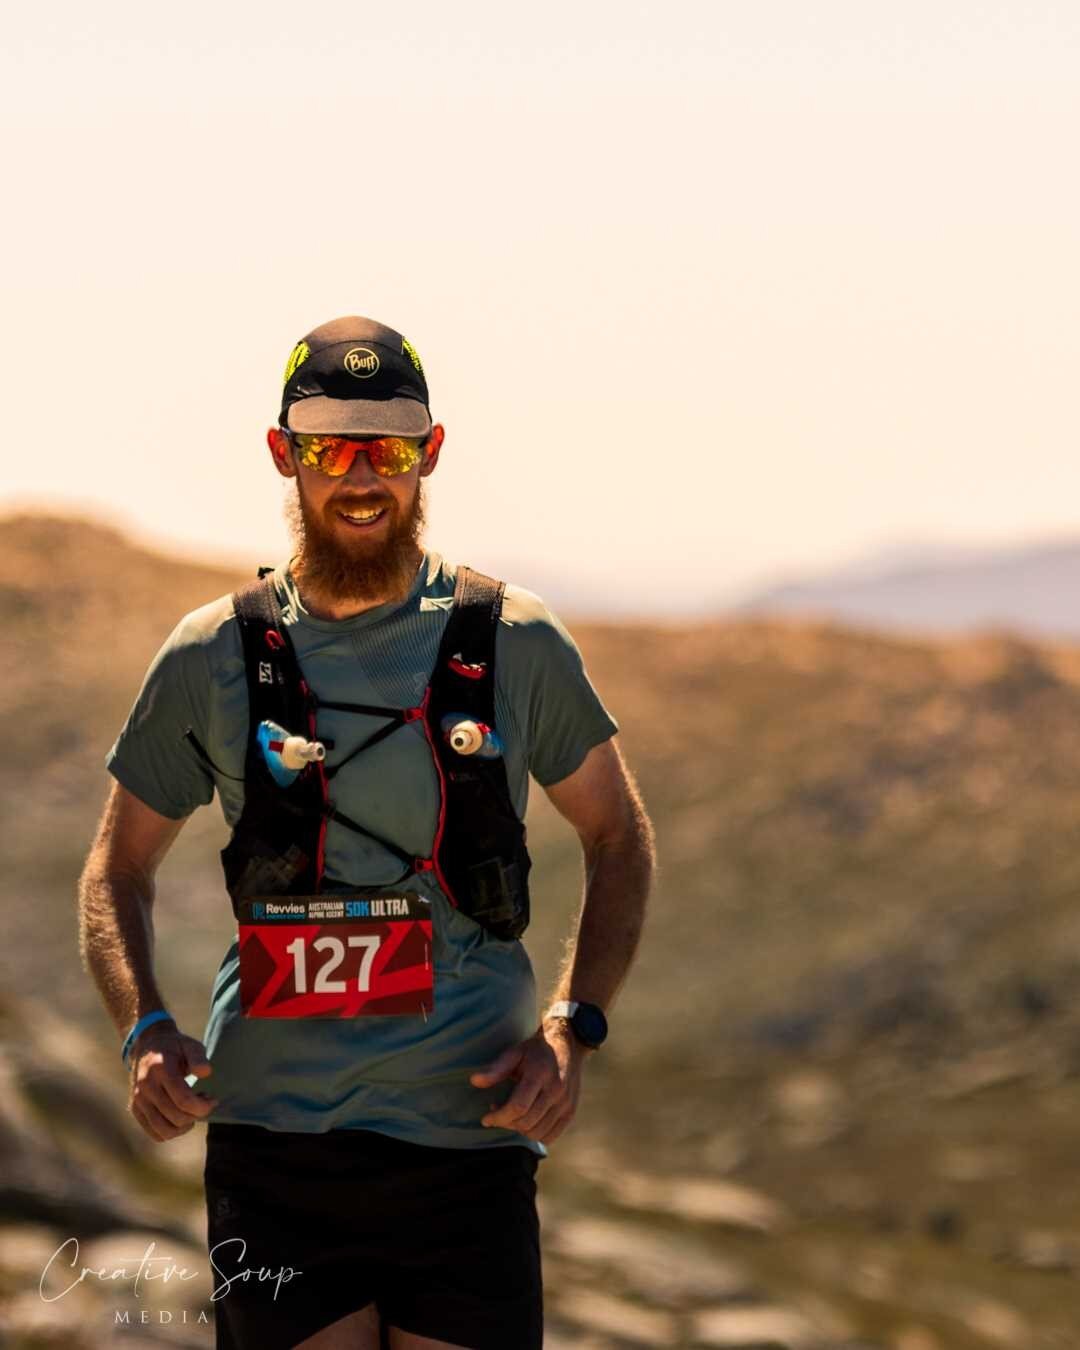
[326,806,416,872]
[221,578,326,904]
[426,567,504,757]
[316,697,404,716]
[434,568,505,724]
[324,712,408,781]
[424,566,531,938]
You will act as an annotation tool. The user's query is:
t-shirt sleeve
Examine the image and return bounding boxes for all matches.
[499,587,619,788]
[104,614,216,820]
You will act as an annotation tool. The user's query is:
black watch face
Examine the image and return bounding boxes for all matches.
[574,1004,607,1046]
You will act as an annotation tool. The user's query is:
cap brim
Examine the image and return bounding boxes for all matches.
[286,397,432,439]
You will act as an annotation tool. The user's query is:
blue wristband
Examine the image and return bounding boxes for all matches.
[121,1010,174,1066]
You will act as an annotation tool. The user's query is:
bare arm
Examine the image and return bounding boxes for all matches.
[472,735,656,1144]
[540,735,657,1026]
[78,780,218,1141]
[78,780,186,1038]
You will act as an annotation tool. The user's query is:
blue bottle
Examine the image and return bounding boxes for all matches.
[258,719,326,787]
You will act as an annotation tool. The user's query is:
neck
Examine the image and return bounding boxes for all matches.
[289,544,423,621]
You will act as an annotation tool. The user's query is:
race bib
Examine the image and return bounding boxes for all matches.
[237,891,434,1019]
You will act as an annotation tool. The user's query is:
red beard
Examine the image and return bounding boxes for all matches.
[284,478,427,606]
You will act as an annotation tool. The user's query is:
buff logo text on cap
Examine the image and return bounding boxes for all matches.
[344,347,380,378]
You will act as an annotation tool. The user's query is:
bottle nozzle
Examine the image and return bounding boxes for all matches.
[281,736,326,769]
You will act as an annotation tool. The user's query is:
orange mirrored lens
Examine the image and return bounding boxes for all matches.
[294,434,423,478]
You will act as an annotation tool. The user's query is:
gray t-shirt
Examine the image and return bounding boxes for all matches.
[106,548,618,1159]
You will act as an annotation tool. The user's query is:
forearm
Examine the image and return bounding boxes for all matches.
[77,865,172,1045]
[544,823,655,1016]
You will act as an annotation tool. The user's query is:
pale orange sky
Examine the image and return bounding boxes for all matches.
[3,1,1078,615]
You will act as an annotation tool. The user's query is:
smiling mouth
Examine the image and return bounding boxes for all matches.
[336,505,389,528]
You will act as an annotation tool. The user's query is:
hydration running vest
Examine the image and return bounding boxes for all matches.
[194,564,532,942]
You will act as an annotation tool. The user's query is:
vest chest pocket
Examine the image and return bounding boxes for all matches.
[221,824,313,911]
[447,766,531,940]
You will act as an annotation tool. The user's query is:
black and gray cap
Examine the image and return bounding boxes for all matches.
[279,316,431,438]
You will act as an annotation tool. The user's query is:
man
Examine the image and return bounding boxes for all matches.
[78,315,655,1350]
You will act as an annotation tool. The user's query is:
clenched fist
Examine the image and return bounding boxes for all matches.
[128,1027,219,1142]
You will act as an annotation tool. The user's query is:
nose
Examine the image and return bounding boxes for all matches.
[340,446,387,492]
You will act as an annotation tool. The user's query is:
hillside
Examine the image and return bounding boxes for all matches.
[4,511,1080,1346]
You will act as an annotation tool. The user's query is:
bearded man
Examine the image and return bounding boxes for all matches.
[77,315,655,1350]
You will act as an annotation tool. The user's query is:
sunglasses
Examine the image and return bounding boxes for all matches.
[284,429,428,478]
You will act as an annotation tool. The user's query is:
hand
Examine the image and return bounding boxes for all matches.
[469,1021,591,1146]
[128,1027,219,1142]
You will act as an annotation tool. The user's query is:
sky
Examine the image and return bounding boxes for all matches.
[2,1,1078,616]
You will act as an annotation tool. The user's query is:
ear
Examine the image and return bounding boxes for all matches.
[268,426,297,479]
[419,423,444,478]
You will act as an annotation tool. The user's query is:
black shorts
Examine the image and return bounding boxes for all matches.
[204,1121,543,1350]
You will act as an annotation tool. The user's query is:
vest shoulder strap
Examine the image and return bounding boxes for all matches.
[428,565,530,939]
[233,572,284,631]
[231,573,309,733]
[432,565,505,722]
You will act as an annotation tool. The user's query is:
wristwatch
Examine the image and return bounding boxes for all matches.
[544,999,608,1050]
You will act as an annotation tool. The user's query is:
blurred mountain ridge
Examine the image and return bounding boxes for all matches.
[736,531,1080,638]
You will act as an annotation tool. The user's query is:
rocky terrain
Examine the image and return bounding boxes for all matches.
[2,512,1080,1347]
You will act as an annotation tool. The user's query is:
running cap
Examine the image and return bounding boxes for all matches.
[279,316,431,438]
